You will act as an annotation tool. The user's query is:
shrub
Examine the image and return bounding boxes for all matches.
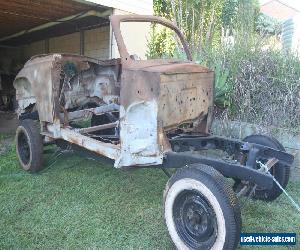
[231,49,300,130]
[151,0,300,131]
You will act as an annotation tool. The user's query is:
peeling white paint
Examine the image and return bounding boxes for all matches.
[115,100,163,167]
[47,124,120,160]
[17,98,36,115]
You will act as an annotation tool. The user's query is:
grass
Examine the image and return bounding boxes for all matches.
[0,134,299,249]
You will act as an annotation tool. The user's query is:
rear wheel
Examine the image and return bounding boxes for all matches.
[238,134,290,201]
[163,164,241,250]
[16,119,43,172]
[243,135,290,201]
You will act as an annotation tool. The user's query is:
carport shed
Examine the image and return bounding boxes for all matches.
[0,0,153,114]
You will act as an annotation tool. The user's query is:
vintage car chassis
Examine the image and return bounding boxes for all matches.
[164,135,293,189]
[19,103,294,191]
[45,124,293,191]
[14,14,295,250]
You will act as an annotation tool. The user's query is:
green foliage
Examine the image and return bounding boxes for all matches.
[256,13,281,35]
[198,35,300,130]
[152,0,229,53]
[234,0,260,48]
[214,63,231,108]
[152,0,259,53]
[153,0,172,18]
[195,47,233,109]
[151,0,300,130]
[221,0,240,30]
[146,25,176,59]
[231,48,300,129]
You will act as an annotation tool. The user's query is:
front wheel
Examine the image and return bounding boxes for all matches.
[163,164,241,250]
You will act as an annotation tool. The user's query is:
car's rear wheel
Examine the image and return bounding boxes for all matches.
[237,134,290,201]
[163,164,241,250]
[16,119,43,172]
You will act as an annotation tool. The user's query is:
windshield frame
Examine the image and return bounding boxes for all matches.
[110,15,192,65]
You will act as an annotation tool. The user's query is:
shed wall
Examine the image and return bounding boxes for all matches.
[21,26,110,61]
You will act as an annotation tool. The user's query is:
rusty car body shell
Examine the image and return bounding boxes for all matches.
[14,15,214,168]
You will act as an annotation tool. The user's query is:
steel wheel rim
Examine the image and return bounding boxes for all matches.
[173,190,218,249]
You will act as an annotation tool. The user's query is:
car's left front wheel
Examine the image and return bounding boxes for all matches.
[16,119,43,172]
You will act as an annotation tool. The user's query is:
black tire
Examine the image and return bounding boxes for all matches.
[241,134,290,201]
[15,119,43,172]
[163,164,241,250]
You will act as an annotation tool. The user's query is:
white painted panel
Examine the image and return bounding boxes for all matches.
[115,100,163,167]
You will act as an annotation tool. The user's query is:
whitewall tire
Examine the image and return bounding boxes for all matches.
[163,164,241,250]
